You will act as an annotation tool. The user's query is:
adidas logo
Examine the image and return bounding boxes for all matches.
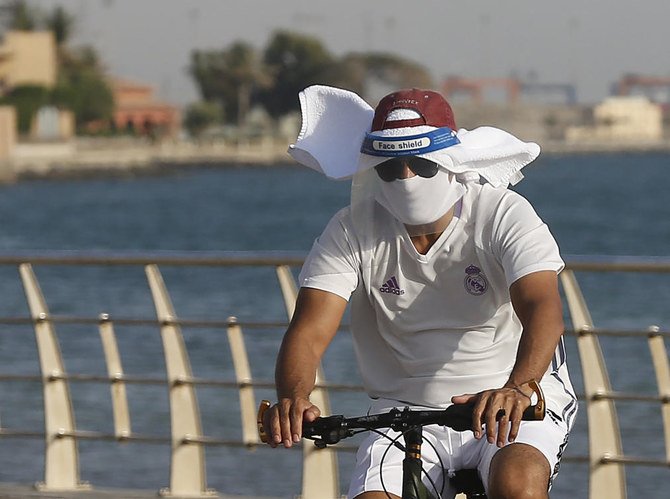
[379,276,405,295]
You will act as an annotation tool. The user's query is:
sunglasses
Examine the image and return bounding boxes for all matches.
[374,157,440,182]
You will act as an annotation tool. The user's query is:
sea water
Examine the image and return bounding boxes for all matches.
[0,152,668,497]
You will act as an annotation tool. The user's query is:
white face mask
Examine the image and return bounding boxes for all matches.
[375,168,466,227]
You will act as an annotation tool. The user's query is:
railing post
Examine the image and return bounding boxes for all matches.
[145,265,216,498]
[98,314,131,439]
[19,263,89,491]
[275,265,341,499]
[226,316,259,446]
[560,270,626,499]
[647,326,670,461]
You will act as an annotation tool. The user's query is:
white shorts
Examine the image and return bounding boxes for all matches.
[347,371,576,498]
[347,419,569,498]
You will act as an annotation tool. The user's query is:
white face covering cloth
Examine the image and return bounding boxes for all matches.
[289,85,541,187]
[374,169,466,227]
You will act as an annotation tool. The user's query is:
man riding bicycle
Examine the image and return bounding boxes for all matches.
[262,85,577,499]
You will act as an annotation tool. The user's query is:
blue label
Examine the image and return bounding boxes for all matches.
[361,127,460,157]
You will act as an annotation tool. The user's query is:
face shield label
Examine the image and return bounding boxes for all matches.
[371,137,431,153]
[361,127,460,157]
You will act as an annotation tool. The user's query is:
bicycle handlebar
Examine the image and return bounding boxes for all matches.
[257,380,545,447]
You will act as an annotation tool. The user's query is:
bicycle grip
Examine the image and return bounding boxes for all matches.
[257,399,271,443]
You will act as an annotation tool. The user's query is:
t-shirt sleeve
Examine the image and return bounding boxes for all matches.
[490,191,564,287]
[298,209,360,301]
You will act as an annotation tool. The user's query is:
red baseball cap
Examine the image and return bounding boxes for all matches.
[371,89,456,132]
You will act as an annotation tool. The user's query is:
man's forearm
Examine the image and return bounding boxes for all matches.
[274,327,321,401]
[506,321,563,393]
[264,288,346,448]
[274,287,347,401]
[507,271,565,393]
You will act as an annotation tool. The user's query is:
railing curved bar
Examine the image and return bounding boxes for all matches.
[560,269,626,499]
[226,316,259,446]
[18,264,88,491]
[98,315,131,439]
[647,326,670,461]
[145,264,215,498]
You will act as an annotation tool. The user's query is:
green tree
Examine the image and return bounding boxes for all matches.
[0,0,40,31]
[52,46,114,130]
[346,52,434,97]
[259,31,335,118]
[0,2,113,132]
[186,30,436,122]
[45,5,75,47]
[0,84,49,133]
[320,55,368,96]
[189,42,271,128]
[189,50,226,104]
[183,101,222,138]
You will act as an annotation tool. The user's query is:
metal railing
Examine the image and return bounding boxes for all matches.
[0,251,668,498]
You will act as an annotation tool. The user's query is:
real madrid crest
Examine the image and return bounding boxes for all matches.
[464,264,488,296]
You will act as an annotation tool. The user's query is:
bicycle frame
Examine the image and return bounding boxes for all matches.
[402,425,433,499]
[390,424,486,499]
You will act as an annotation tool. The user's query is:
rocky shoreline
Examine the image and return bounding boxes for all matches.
[0,138,290,182]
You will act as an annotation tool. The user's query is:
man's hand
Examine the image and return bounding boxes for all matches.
[262,397,321,448]
[451,384,532,447]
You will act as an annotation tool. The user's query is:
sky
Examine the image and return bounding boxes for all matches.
[25,0,670,107]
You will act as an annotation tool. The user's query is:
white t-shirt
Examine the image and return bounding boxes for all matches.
[299,182,565,407]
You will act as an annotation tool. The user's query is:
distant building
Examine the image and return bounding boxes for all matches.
[0,31,69,141]
[0,31,57,92]
[566,96,663,142]
[110,79,181,138]
[0,106,17,181]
